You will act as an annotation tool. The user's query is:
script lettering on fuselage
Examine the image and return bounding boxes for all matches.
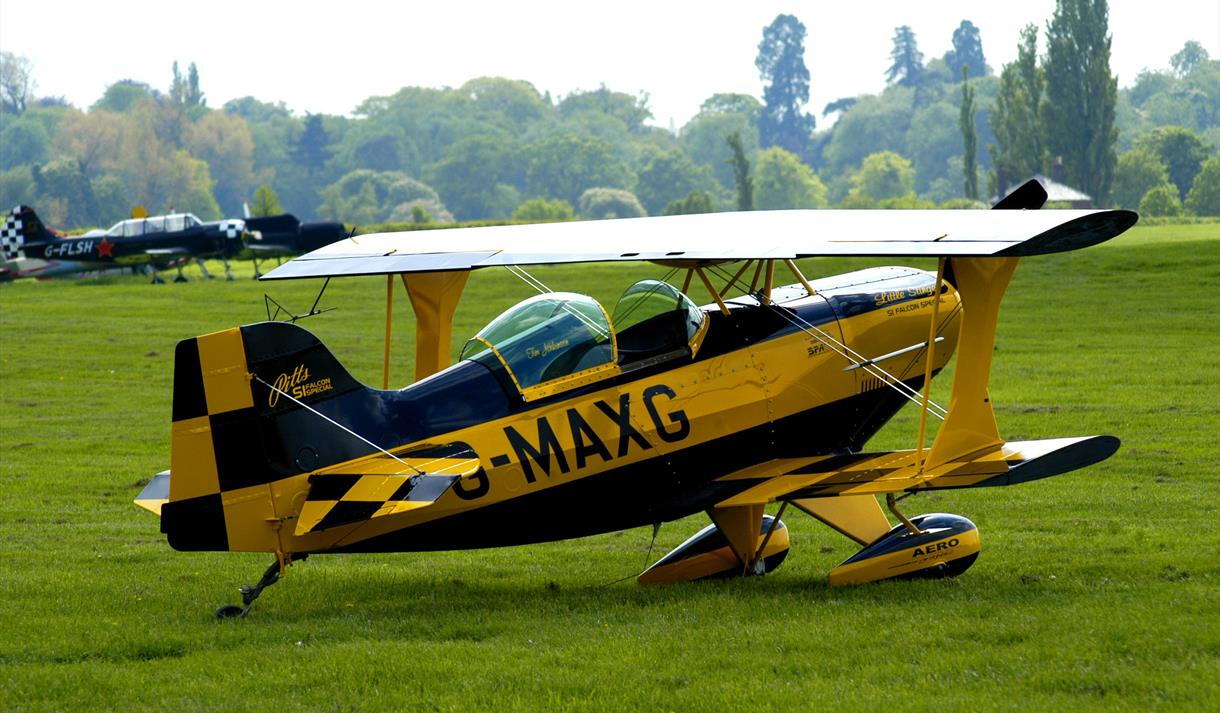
[43,240,95,258]
[470,384,690,498]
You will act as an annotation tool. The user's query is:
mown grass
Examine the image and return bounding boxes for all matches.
[0,222,1217,711]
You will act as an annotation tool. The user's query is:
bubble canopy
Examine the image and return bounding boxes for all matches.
[459,281,707,401]
[460,292,617,395]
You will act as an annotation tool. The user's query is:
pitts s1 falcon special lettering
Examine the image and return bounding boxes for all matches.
[133,180,1138,617]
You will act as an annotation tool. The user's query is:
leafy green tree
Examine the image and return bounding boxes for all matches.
[186,62,204,108]
[1184,155,1220,216]
[905,102,962,196]
[1134,126,1212,199]
[185,111,256,214]
[1138,183,1182,216]
[1111,148,1170,209]
[1043,0,1119,203]
[988,24,1044,195]
[635,146,713,216]
[939,197,988,209]
[293,113,333,172]
[427,135,522,220]
[1171,41,1210,78]
[0,165,36,209]
[388,199,453,225]
[250,184,283,217]
[163,150,221,219]
[823,88,914,178]
[33,157,98,227]
[699,94,762,119]
[522,132,632,206]
[886,26,924,87]
[223,96,292,123]
[754,147,827,209]
[668,191,712,214]
[168,61,203,108]
[91,174,132,226]
[680,95,760,190]
[726,131,754,210]
[663,191,714,216]
[945,20,986,81]
[960,68,978,199]
[318,170,445,225]
[512,197,575,222]
[93,80,157,112]
[578,188,646,219]
[0,51,35,115]
[460,77,551,133]
[0,118,50,168]
[558,86,651,134]
[755,14,817,162]
[849,150,916,203]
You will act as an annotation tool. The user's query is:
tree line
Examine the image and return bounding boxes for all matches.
[1,0,1217,230]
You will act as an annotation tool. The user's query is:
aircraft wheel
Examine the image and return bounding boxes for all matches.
[214,604,245,620]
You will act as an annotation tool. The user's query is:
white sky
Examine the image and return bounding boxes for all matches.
[2,1,1217,129]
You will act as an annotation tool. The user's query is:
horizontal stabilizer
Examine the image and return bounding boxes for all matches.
[134,470,171,516]
[295,472,460,535]
[294,442,481,535]
[714,436,1120,507]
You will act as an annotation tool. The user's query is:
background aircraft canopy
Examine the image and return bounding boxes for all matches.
[107,213,202,238]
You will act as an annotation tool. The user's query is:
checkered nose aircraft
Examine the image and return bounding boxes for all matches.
[133,181,1138,618]
[1,205,247,282]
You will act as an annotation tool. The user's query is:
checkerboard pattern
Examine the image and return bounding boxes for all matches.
[1,207,25,261]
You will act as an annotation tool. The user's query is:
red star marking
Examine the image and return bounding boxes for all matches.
[97,237,114,258]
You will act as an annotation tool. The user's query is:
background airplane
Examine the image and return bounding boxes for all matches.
[1,205,247,282]
[241,212,346,278]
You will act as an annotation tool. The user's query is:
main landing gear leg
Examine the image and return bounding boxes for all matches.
[222,257,235,281]
[195,258,214,280]
[252,256,262,279]
[215,554,305,619]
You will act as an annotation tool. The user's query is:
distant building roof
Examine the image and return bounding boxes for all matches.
[995,175,1092,205]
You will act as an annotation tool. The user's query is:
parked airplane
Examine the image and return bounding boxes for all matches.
[133,181,1139,618]
[242,213,346,277]
[0,206,247,282]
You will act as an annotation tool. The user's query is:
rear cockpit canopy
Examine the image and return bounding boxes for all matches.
[460,280,706,401]
[612,279,705,360]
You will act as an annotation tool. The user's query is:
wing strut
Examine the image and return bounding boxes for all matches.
[914,257,948,473]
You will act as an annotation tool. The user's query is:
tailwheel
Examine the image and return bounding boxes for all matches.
[828,513,980,586]
[215,554,305,620]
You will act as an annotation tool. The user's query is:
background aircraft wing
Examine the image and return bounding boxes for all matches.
[144,247,192,256]
[260,207,1137,281]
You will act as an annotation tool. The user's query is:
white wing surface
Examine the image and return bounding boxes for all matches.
[260,208,1137,281]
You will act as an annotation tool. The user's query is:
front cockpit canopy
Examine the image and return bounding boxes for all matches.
[459,281,707,401]
[459,292,617,392]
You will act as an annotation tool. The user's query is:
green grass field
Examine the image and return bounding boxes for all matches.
[1,222,1218,711]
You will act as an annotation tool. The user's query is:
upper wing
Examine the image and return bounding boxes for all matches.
[260,208,1137,281]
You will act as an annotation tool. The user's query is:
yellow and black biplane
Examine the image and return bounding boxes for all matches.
[134,181,1138,617]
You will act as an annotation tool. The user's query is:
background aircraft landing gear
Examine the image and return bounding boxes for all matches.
[222,257,235,281]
